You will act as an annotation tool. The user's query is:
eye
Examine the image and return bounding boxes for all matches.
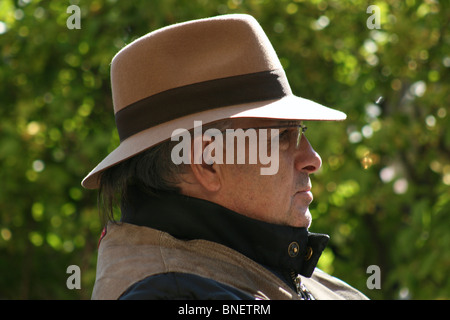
[267,129,289,145]
[279,128,291,139]
[276,128,293,150]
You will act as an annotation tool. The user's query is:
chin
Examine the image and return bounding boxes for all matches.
[304,211,312,229]
[292,208,312,228]
[260,205,312,228]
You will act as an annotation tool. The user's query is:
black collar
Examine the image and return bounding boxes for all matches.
[121,185,329,279]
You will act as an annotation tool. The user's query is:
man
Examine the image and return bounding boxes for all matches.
[82,14,368,300]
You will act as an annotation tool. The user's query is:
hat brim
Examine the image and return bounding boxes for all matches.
[81,95,346,189]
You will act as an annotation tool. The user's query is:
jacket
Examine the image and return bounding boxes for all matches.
[91,186,368,300]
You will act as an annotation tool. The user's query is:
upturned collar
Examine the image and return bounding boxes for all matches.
[120,185,329,278]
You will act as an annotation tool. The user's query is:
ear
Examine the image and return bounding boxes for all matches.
[189,135,222,192]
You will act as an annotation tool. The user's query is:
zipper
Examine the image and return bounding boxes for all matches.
[290,271,314,300]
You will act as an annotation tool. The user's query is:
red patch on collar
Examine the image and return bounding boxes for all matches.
[97,226,107,249]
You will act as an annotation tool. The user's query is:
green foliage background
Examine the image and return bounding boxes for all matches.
[0,0,448,299]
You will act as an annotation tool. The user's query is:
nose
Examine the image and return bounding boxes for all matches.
[294,136,322,173]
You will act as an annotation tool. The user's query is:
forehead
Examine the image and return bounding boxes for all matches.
[230,118,302,128]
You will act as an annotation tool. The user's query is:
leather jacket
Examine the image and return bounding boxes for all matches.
[91,185,368,300]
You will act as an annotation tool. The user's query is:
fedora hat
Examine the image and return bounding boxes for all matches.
[82,14,346,189]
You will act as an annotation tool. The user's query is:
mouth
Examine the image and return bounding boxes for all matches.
[297,186,311,193]
[295,183,311,194]
[294,185,313,204]
[293,176,312,197]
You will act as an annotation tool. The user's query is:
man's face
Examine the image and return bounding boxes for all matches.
[216,118,322,228]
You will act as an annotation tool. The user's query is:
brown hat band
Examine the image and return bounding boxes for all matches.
[115,69,292,142]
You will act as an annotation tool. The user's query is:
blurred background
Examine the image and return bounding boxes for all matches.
[0,0,448,300]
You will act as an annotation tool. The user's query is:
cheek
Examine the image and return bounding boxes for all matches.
[254,174,292,209]
[265,162,296,205]
[221,155,295,213]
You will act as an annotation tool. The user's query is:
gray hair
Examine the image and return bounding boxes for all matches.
[98,119,232,222]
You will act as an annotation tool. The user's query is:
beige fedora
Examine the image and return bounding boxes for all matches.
[81,14,346,189]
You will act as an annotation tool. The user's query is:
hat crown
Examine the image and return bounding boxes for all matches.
[111,14,283,113]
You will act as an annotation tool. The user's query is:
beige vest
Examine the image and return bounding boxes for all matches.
[92,223,368,300]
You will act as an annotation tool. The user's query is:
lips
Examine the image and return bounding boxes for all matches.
[296,184,311,193]
[295,190,314,205]
[297,186,311,193]
[294,184,313,205]
[294,176,312,195]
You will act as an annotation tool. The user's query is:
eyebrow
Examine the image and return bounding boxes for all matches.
[285,120,302,126]
[247,119,302,127]
[223,120,304,132]
[265,120,303,127]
